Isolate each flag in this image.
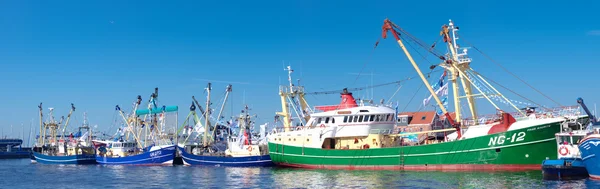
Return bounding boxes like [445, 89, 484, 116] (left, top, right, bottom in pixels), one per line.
[79, 131, 89, 141]
[423, 71, 449, 115]
[423, 83, 448, 107]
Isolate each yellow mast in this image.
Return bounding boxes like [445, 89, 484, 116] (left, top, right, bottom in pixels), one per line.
[203, 83, 211, 147]
[276, 66, 310, 132]
[37, 103, 44, 145]
[441, 21, 478, 122]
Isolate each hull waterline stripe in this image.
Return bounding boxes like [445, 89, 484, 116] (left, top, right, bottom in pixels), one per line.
[270, 138, 555, 158]
[181, 156, 272, 164]
[97, 153, 173, 164]
[277, 162, 542, 171]
[33, 156, 96, 163]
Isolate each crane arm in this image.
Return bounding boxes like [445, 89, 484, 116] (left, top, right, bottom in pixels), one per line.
[382, 18, 461, 138]
[60, 103, 76, 140]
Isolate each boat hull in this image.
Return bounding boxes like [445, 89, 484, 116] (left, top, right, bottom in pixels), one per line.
[96, 145, 176, 165]
[268, 121, 560, 171]
[578, 135, 600, 179]
[0, 151, 31, 159]
[32, 152, 97, 165]
[541, 158, 588, 180]
[179, 146, 274, 167]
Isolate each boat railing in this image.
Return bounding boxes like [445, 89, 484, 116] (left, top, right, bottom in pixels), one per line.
[279, 85, 305, 95]
[459, 105, 582, 126]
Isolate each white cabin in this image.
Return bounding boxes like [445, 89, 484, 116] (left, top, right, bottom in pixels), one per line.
[269, 105, 397, 149]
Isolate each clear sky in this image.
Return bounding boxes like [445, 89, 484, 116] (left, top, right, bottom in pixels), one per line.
[0, 0, 598, 143]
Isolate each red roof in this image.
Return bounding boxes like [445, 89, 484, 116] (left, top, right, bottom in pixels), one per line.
[398, 111, 436, 125]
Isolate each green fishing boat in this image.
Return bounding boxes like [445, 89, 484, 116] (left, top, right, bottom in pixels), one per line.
[267, 19, 585, 171]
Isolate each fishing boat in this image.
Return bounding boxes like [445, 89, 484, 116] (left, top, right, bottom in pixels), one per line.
[0, 138, 31, 159]
[31, 103, 96, 164]
[178, 83, 273, 167]
[541, 98, 590, 180]
[577, 98, 600, 179]
[95, 88, 177, 165]
[267, 19, 586, 171]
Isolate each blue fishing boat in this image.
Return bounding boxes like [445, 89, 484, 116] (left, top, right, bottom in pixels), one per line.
[178, 146, 272, 167]
[178, 83, 273, 167]
[31, 103, 97, 165]
[95, 142, 176, 165]
[576, 97, 600, 179]
[95, 88, 178, 165]
[0, 139, 31, 159]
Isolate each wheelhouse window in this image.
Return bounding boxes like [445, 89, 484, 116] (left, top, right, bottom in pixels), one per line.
[358, 115, 364, 122]
[317, 117, 322, 123]
[343, 116, 348, 123]
[573, 136, 584, 145]
[353, 116, 358, 122]
[325, 117, 330, 123]
[331, 117, 335, 123]
[370, 115, 375, 122]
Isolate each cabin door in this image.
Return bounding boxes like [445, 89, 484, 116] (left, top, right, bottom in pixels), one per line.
[322, 138, 336, 149]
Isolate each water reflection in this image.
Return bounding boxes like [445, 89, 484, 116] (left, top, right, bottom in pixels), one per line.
[5, 159, 600, 188]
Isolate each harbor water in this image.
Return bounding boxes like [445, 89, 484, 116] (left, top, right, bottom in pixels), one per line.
[2, 159, 599, 188]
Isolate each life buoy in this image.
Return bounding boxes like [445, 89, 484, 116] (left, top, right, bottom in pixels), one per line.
[247, 146, 253, 152]
[559, 146, 569, 156]
[320, 124, 326, 128]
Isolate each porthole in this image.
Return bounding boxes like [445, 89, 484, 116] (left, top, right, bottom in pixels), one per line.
[307, 139, 310, 142]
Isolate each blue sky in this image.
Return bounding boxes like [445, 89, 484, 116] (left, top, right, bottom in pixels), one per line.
[0, 1, 598, 142]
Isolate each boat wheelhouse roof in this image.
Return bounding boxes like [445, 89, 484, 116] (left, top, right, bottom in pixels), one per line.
[311, 105, 396, 117]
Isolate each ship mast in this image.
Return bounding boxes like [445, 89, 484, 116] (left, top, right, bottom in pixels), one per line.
[439, 20, 524, 121]
[37, 103, 44, 145]
[382, 19, 525, 132]
[277, 66, 310, 132]
[203, 83, 212, 147]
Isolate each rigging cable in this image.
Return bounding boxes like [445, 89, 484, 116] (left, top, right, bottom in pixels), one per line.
[352, 37, 383, 86]
[469, 69, 551, 111]
[458, 36, 563, 107]
[399, 34, 443, 113]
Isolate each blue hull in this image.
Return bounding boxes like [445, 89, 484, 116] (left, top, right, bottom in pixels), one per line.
[179, 146, 274, 167]
[580, 136, 600, 179]
[0, 151, 31, 159]
[32, 152, 97, 165]
[542, 158, 588, 180]
[96, 145, 176, 165]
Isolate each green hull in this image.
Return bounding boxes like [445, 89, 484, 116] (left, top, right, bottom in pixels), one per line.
[268, 122, 560, 170]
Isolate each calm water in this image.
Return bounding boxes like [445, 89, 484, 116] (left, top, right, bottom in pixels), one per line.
[1, 159, 598, 189]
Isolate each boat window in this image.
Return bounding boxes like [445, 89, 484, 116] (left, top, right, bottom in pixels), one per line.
[325, 117, 330, 123]
[370, 115, 375, 122]
[558, 136, 570, 145]
[386, 114, 391, 121]
[353, 116, 358, 122]
[348, 116, 353, 123]
[317, 117, 322, 123]
[573, 136, 584, 145]
[358, 115, 364, 122]
[376, 115, 381, 122]
[343, 116, 348, 123]
[331, 117, 335, 123]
